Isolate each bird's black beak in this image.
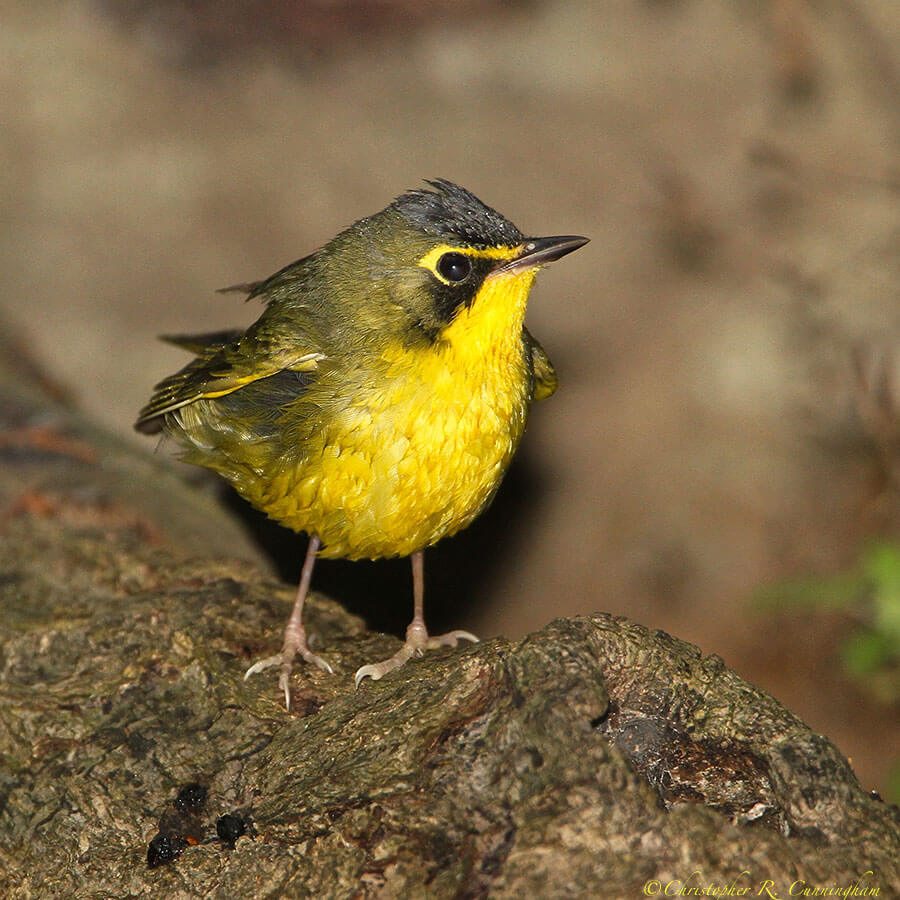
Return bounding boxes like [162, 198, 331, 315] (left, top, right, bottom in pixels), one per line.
[496, 235, 589, 275]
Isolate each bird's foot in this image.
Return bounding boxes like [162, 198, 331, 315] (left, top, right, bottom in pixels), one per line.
[354, 623, 478, 688]
[244, 633, 333, 710]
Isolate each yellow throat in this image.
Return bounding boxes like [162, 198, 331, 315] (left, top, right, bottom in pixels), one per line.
[256, 267, 538, 560]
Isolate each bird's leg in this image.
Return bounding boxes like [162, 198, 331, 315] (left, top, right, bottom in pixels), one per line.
[244, 535, 333, 709]
[354, 550, 478, 687]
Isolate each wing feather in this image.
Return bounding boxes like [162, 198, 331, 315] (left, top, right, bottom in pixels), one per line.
[135, 323, 324, 434]
[524, 328, 558, 401]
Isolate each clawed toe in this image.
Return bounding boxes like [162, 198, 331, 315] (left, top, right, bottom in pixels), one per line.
[298, 648, 334, 675]
[244, 644, 333, 711]
[244, 648, 332, 681]
[425, 629, 479, 649]
[354, 628, 479, 688]
[244, 655, 282, 679]
[354, 643, 417, 688]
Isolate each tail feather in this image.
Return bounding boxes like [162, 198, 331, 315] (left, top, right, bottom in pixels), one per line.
[160, 329, 244, 358]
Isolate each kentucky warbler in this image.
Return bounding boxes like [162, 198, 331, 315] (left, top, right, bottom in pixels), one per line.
[136, 179, 587, 708]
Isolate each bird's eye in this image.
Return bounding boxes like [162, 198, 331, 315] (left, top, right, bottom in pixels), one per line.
[436, 252, 472, 283]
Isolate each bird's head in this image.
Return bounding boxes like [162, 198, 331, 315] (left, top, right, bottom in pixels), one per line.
[311, 179, 588, 344]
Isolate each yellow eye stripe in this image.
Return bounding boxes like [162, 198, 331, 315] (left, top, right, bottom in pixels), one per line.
[417, 243, 521, 282]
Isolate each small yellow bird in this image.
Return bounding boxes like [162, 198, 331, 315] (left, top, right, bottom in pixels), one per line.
[136, 180, 587, 708]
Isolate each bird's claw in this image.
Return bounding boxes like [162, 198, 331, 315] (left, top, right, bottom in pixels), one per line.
[243, 655, 281, 679]
[425, 629, 479, 649]
[354, 629, 479, 688]
[244, 645, 333, 711]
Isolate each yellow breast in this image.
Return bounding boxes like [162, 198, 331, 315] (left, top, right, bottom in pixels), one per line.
[253, 270, 536, 560]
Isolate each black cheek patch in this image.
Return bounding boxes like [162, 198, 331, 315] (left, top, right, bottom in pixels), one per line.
[430, 257, 495, 330]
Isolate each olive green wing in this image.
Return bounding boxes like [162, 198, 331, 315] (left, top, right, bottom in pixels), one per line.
[135, 324, 324, 434]
[525, 328, 558, 401]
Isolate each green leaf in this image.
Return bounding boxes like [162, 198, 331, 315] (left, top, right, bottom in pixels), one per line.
[840, 629, 893, 676]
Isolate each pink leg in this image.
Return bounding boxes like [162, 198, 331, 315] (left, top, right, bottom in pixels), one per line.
[244, 535, 333, 709]
[354, 550, 478, 687]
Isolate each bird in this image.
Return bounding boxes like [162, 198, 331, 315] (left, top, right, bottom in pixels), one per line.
[135, 179, 587, 709]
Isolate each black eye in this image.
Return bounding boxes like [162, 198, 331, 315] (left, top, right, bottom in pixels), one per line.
[436, 252, 472, 283]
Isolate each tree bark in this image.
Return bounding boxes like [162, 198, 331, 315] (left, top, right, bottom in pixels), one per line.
[1, 339, 897, 899]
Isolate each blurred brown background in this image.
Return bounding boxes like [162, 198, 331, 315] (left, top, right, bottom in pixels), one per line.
[3, 0, 898, 795]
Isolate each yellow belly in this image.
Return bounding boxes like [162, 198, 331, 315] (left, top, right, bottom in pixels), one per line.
[241, 271, 535, 560]
[260, 373, 527, 559]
